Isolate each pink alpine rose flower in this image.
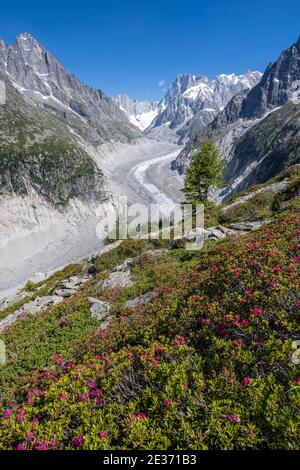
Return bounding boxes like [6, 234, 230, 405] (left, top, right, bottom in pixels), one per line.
[16, 443, 26, 450]
[243, 377, 253, 385]
[72, 435, 85, 448]
[59, 393, 68, 401]
[250, 307, 264, 316]
[3, 408, 12, 419]
[26, 432, 34, 443]
[173, 336, 185, 346]
[226, 414, 240, 423]
[131, 412, 146, 421]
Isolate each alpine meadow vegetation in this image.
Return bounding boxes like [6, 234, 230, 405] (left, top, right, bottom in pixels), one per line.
[0, 192, 299, 450]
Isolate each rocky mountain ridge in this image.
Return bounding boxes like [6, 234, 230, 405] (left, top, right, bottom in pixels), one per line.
[145, 71, 262, 143]
[0, 33, 141, 145]
[172, 36, 300, 199]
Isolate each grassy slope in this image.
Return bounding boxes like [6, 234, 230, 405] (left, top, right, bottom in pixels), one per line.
[0, 194, 299, 449]
[219, 165, 300, 225]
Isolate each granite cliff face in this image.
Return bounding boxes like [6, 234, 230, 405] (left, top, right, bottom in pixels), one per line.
[241, 37, 300, 119]
[173, 37, 300, 199]
[221, 100, 300, 198]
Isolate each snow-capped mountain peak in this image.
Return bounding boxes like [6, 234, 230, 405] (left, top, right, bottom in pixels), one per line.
[144, 70, 262, 143]
[113, 94, 159, 131]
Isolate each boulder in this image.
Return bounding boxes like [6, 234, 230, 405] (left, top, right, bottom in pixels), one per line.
[229, 220, 271, 231]
[0, 295, 63, 332]
[55, 288, 78, 298]
[207, 228, 227, 240]
[112, 258, 135, 272]
[88, 297, 111, 322]
[101, 258, 136, 289]
[17, 296, 63, 315]
[57, 276, 89, 290]
[53, 275, 91, 296]
[102, 271, 134, 289]
[125, 291, 159, 309]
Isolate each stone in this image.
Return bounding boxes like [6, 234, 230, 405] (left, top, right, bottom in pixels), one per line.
[0, 295, 63, 333]
[112, 258, 135, 273]
[54, 288, 78, 298]
[58, 276, 87, 290]
[17, 296, 63, 315]
[88, 297, 111, 321]
[208, 229, 227, 240]
[53, 275, 91, 296]
[101, 258, 136, 289]
[229, 220, 270, 231]
[125, 291, 159, 309]
[216, 225, 234, 234]
[102, 271, 134, 289]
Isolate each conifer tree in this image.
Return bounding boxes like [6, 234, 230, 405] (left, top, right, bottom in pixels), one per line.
[183, 140, 224, 205]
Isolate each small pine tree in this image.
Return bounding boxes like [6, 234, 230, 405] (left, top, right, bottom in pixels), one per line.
[183, 140, 224, 205]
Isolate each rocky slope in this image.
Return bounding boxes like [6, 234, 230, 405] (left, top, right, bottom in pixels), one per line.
[145, 71, 261, 144]
[173, 37, 300, 199]
[221, 101, 300, 198]
[0, 78, 106, 206]
[113, 94, 158, 131]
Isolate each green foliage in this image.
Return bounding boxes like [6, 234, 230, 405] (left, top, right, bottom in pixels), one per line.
[219, 165, 300, 225]
[183, 140, 224, 205]
[224, 165, 300, 207]
[0, 139, 103, 206]
[0, 293, 100, 398]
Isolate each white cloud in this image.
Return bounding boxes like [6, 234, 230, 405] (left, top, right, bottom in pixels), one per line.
[158, 80, 165, 87]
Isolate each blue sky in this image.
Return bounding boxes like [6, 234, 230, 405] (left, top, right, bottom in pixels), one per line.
[0, 0, 300, 101]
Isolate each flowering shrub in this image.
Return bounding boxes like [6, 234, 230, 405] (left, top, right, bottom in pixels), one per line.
[0, 199, 300, 449]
